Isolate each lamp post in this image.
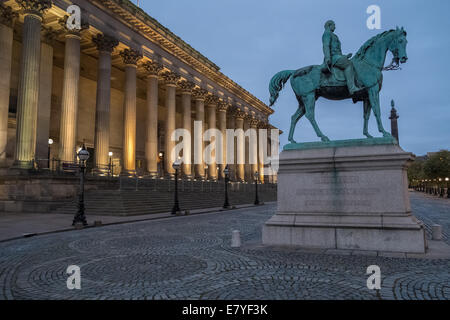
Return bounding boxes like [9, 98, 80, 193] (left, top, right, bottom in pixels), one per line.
[446, 177, 450, 199]
[47, 138, 53, 169]
[108, 151, 113, 177]
[254, 171, 260, 205]
[171, 158, 182, 215]
[223, 165, 230, 209]
[158, 152, 164, 177]
[204, 164, 208, 181]
[72, 144, 89, 227]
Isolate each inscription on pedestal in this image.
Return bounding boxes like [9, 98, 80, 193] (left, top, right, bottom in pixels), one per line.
[296, 174, 379, 210]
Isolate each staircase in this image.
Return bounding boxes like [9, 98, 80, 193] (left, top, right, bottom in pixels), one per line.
[52, 177, 277, 216]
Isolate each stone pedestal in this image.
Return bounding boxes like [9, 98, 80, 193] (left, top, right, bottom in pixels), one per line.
[262, 140, 426, 253]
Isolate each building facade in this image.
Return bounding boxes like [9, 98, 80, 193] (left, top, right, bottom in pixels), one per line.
[0, 0, 278, 182]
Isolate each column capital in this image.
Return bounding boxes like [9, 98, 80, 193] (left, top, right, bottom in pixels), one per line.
[249, 118, 259, 128]
[15, 0, 52, 17]
[192, 88, 209, 101]
[92, 33, 119, 53]
[143, 61, 163, 77]
[233, 108, 247, 120]
[178, 80, 195, 94]
[205, 94, 220, 106]
[58, 15, 89, 38]
[258, 121, 269, 129]
[161, 71, 180, 86]
[218, 100, 231, 112]
[0, 4, 18, 28]
[120, 48, 142, 66]
[41, 26, 59, 45]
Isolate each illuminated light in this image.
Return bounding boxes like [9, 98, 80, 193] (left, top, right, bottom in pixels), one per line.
[108, 151, 113, 157]
[48, 138, 53, 145]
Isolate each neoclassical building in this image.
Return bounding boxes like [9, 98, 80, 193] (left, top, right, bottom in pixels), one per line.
[0, 0, 278, 182]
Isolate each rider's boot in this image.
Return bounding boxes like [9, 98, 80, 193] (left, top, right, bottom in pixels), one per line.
[344, 65, 361, 95]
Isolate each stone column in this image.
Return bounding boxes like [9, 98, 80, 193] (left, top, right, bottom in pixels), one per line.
[0, 5, 17, 166]
[205, 95, 218, 180]
[92, 34, 118, 172]
[243, 114, 251, 181]
[227, 112, 236, 181]
[217, 101, 229, 180]
[193, 88, 208, 180]
[234, 109, 246, 182]
[143, 61, 162, 176]
[120, 48, 142, 175]
[249, 117, 259, 181]
[257, 121, 267, 183]
[13, 0, 52, 169]
[178, 80, 194, 178]
[58, 21, 85, 163]
[161, 71, 180, 177]
[35, 27, 57, 164]
[267, 128, 273, 183]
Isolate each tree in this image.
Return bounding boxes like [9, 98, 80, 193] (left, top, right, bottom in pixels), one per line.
[423, 150, 450, 182]
[407, 159, 425, 184]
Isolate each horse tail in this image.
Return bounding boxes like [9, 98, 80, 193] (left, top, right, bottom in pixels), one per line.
[269, 70, 295, 106]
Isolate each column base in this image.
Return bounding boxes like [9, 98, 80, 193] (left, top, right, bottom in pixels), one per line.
[11, 160, 35, 170]
[120, 169, 136, 177]
[146, 171, 159, 178]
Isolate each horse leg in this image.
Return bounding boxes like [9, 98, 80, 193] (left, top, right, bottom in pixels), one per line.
[288, 102, 305, 144]
[363, 99, 373, 138]
[303, 93, 330, 142]
[368, 86, 391, 137]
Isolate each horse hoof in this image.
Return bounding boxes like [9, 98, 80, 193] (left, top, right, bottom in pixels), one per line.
[382, 132, 392, 138]
[289, 140, 297, 144]
[321, 136, 330, 142]
[364, 134, 374, 139]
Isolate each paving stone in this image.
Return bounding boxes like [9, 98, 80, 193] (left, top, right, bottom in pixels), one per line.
[0, 192, 448, 300]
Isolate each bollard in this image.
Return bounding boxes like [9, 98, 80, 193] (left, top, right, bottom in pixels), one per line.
[231, 230, 241, 248]
[432, 224, 442, 241]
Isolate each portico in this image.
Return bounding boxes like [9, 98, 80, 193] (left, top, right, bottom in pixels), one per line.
[0, 0, 277, 183]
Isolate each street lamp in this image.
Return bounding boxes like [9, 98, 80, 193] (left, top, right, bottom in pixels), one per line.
[47, 138, 53, 169]
[254, 171, 260, 205]
[204, 164, 208, 181]
[108, 151, 113, 177]
[446, 177, 450, 199]
[73, 144, 89, 227]
[171, 158, 182, 215]
[158, 152, 164, 177]
[223, 165, 230, 209]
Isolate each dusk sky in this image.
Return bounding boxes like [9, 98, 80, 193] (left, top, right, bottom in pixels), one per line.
[139, 0, 449, 156]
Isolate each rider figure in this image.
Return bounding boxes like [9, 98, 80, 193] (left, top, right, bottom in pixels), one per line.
[322, 20, 361, 95]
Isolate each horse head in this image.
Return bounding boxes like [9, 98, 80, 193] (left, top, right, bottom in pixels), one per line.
[389, 26, 408, 64]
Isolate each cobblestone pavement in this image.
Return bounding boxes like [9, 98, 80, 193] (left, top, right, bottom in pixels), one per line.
[0, 192, 449, 300]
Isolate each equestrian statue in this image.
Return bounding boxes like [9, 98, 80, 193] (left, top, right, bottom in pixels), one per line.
[269, 20, 408, 143]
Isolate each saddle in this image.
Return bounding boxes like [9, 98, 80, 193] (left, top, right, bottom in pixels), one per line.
[320, 64, 346, 87]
